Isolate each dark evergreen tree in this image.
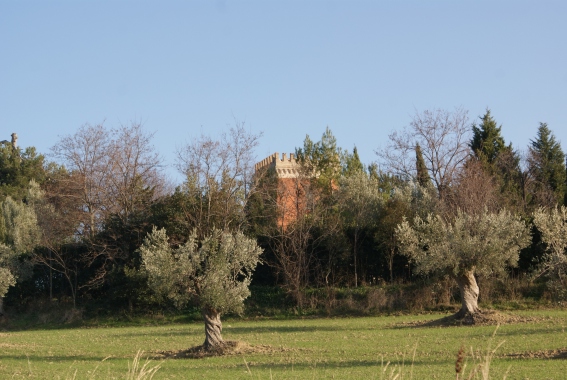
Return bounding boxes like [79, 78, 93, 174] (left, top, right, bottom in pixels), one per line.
[528, 123, 566, 207]
[469, 110, 524, 212]
[343, 146, 364, 176]
[296, 127, 343, 195]
[415, 143, 432, 188]
[470, 109, 507, 166]
[0, 143, 46, 202]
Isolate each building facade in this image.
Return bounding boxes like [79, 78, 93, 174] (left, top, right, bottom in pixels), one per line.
[255, 152, 308, 230]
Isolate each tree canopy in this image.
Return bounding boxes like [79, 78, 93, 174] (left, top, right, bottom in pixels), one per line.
[395, 209, 530, 319]
[528, 123, 566, 207]
[0, 183, 41, 310]
[140, 227, 262, 348]
[470, 109, 507, 166]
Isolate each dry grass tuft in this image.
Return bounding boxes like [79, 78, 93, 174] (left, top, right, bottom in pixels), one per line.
[126, 350, 162, 380]
[455, 345, 465, 377]
[455, 325, 509, 380]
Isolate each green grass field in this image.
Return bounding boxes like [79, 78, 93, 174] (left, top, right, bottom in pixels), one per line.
[2, 310, 567, 379]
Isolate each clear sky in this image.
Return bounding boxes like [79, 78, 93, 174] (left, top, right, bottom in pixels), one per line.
[2, 1, 566, 184]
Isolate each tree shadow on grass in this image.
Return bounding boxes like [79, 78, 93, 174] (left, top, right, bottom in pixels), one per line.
[226, 325, 349, 334]
[110, 324, 348, 339]
[0, 354, 125, 362]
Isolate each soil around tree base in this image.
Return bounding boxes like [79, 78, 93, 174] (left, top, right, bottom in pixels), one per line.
[505, 349, 567, 360]
[157, 340, 290, 359]
[404, 309, 536, 327]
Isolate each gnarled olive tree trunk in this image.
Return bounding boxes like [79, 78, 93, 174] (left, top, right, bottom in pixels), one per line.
[202, 307, 224, 349]
[455, 271, 480, 318]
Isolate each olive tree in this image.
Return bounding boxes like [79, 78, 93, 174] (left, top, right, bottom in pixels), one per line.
[139, 227, 262, 350]
[533, 206, 567, 281]
[338, 169, 384, 287]
[395, 209, 530, 321]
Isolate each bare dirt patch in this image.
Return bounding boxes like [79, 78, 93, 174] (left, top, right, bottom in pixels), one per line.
[505, 349, 567, 360]
[156, 340, 292, 359]
[399, 310, 539, 328]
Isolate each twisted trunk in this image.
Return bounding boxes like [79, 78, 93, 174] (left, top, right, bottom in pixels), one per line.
[455, 270, 480, 319]
[202, 307, 224, 350]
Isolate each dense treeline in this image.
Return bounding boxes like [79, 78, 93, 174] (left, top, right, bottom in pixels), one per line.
[1, 109, 567, 321]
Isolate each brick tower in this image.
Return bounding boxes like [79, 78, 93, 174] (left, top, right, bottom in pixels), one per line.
[255, 152, 308, 230]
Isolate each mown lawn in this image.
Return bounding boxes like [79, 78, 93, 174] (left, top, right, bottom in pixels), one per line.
[1, 310, 567, 379]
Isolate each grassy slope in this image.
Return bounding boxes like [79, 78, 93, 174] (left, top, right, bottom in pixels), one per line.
[1, 310, 567, 379]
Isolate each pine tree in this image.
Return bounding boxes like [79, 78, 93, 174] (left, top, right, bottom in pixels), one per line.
[0, 144, 45, 202]
[415, 143, 432, 188]
[528, 123, 566, 207]
[295, 127, 343, 194]
[344, 146, 364, 176]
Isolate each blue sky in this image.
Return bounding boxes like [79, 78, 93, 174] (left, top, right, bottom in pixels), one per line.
[2, 1, 566, 183]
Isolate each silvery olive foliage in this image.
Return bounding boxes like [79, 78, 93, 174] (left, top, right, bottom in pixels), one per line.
[395, 209, 531, 278]
[338, 170, 384, 286]
[0, 182, 41, 298]
[140, 227, 262, 314]
[0, 261, 16, 298]
[533, 206, 567, 274]
[338, 170, 384, 229]
[390, 180, 438, 218]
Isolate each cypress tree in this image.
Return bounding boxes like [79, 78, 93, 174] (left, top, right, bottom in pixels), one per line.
[415, 143, 432, 188]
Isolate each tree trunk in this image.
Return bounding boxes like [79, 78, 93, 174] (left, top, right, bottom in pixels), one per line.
[0, 297, 4, 316]
[353, 230, 358, 288]
[202, 307, 224, 350]
[455, 271, 480, 319]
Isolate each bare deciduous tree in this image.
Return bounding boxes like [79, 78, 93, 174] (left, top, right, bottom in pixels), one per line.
[106, 123, 165, 222]
[443, 158, 500, 218]
[175, 123, 262, 238]
[253, 164, 343, 306]
[51, 122, 165, 238]
[46, 122, 165, 297]
[32, 171, 84, 306]
[51, 123, 111, 237]
[377, 107, 471, 199]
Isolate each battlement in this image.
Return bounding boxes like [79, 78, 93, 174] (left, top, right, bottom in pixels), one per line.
[255, 152, 300, 178]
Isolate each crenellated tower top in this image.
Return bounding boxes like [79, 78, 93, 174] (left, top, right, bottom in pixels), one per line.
[255, 152, 300, 178]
